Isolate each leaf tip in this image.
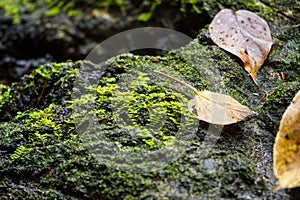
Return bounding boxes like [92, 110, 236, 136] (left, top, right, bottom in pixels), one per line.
[244, 62, 259, 85]
[252, 77, 259, 86]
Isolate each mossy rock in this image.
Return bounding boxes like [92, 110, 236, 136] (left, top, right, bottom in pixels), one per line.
[1, 0, 300, 199]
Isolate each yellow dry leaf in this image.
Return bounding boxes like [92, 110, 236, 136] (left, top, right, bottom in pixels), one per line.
[154, 70, 253, 125]
[274, 90, 300, 190]
[188, 90, 254, 125]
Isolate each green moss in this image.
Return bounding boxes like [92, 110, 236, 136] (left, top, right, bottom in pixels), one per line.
[45, 0, 81, 17]
[14, 103, 64, 146]
[0, 0, 35, 23]
[138, 0, 202, 22]
[0, 0, 82, 23]
[201, 0, 275, 18]
[9, 145, 33, 164]
[0, 61, 79, 121]
[259, 81, 300, 133]
[68, 59, 198, 155]
[0, 84, 11, 112]
[244, 0, 274, 18]
[107, 71, 196, 148]
[34, 63, 67, 79]
[0, 122, 27, 150]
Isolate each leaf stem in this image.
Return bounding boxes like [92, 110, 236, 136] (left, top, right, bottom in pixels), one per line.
[153, 70, 200, 95]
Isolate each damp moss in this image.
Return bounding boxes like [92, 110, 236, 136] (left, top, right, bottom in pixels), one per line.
[0, 61, 79, 121]
[105, 70, 197, 149]
[259, 81, 300, 133]
[202, 0, 275, 19]
[0, 84, 11, 112]
[15, 103, 63, 143]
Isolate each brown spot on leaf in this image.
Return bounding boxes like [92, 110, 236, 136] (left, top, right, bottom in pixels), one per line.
[285, 134, 290, 140]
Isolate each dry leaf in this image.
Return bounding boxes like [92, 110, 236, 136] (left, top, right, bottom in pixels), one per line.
[209, 9, 273, 85]
[273, 90, 300, 190]
[154, 70, 253, 125]
[188, 90, 254, 125]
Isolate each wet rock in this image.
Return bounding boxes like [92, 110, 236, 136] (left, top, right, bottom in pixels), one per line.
[0, 0, 299, 199]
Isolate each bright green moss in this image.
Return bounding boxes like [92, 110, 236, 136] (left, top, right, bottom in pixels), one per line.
[35, 65, 52, 79]
[15, 103, 63, 143]
[0, 0, 33, 24]
[0, 0, 81, 24]
[9, 145, 32, 164]
[71, 67, 197, 151]
[34, 63, 67, 79]
[108, 71, 196, 148]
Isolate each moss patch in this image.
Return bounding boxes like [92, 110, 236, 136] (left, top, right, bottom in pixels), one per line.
[259, 81, 300, 134]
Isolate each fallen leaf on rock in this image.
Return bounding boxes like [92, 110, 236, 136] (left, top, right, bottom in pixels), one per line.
[274, 90, 300, 190]
[209, 9, 273, 85]
[154, 70, 253, 125]
[188, 90, 254, 125]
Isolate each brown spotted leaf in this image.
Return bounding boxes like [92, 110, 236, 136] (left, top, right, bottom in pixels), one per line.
[209, 9, 273, 85]
[274, 90, 300, 190]
[154, 70, 253, 125]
